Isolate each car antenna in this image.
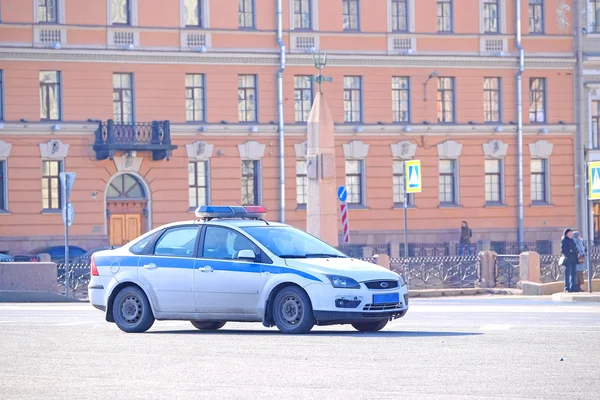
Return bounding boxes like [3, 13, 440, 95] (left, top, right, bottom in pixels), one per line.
[259, 218, 270, 226]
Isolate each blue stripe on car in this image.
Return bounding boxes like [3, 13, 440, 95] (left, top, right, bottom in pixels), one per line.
[94, 255, 323, 282]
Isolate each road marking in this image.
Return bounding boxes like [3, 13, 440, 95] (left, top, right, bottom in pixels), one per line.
[409, 305, 600, 314]
[479, 324, 515, 331]
[0, 305, 95, 311]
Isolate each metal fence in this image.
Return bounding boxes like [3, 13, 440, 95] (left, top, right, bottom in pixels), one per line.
[55, 257, 91, 297]
[389, 256, 481, 290]
[495, 255, 520, 288]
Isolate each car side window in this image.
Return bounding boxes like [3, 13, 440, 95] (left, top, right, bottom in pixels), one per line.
[202, 226, 259, 261]
[130, 230, 163, 255]
[153, 227, 199, 258]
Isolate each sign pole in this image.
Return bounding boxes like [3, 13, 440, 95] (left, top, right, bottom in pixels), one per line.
[337, 186, 350, 244]
[63, 182, 70, 298]
[403, 160, 409, 259]
[586, 162, 593, 293]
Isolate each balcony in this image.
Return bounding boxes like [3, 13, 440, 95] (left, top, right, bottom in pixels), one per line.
[93, 120, 177, 161]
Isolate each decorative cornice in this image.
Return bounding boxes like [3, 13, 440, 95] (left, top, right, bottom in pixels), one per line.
[0, 48, 576, 69]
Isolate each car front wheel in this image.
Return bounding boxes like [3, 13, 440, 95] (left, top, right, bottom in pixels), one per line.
[112, 286, 155, 333]
[272, 286, 315, 334]
[191, 321, 226, 331]
[351, 320, 388, 332]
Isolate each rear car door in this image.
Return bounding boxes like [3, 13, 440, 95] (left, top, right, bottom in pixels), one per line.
[194, 225, 263, 316]
[138, 225, 200, 314]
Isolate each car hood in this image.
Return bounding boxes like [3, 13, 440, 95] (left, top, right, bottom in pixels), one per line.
[284, 257, 400, 282]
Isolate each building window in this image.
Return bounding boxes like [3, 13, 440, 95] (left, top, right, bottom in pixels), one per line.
[188, 161, 208, 208]
[0, 160, 6, 211]
[185, 74, 205, 122]
[531, 158, 548, 203]
[485, 159, 502, 203]
[345, 160, 364, 205]
[42, 160, 62, 210]
[592, 100, 600, 149]
[241, 160, 259, 205]
[39, 71, 61, 121]
[296, 160, 307, 206]
[484, 77, 501, 123]
[392, 77, 410, 123]
[113, 73, 134, 124]
[391, 0, 408, 32]
[592, 0, 600, 33]
[344, 76, 362, 123]
[437, 0, 452, 32]
[393, 160, 413, 206]
[238, 75, 257, 122]
[38, 0, 57, 23]
[343, 0, 360, 31]
[184, 0, 202, 27]
[483, 0, 499, 33]
[238, 0, 254, 28]
[529, 78, 546, 123]
[437, 77, 455, 123]
[294, 0, 312, 30]
[294, 76, 313, 123]
[439, 159, 457, 205]
[528, 0, 544, 33]
[112, 0, 131, 25]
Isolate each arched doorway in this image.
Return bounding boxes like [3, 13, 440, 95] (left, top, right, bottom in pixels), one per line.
[106, 173, 148, 246]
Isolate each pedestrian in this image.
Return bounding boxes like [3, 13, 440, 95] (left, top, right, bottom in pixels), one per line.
[572, 231, 586, 292]
[459, 221, 472, 256]
[560, 228, 578, 293]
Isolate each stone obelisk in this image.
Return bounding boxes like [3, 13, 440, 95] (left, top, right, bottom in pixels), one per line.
[306, 51, 338, 246]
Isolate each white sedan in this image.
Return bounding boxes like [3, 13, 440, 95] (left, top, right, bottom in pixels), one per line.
[88, 206, 409, 334]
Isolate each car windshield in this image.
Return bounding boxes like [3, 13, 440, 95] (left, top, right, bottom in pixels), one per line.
[241, 226, 346, 258]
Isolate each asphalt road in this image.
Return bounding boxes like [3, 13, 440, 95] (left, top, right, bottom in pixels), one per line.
[1, 296, 599, 400]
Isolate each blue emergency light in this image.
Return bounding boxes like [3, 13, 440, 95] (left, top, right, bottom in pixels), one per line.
[195, 205, 267, 220]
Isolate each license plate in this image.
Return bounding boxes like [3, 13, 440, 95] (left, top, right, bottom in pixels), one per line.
[373, 292, 400, 304]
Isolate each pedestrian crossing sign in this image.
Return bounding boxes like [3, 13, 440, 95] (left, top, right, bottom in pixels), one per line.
[589, 161, 600, 200]
[405, 160, 422, 193]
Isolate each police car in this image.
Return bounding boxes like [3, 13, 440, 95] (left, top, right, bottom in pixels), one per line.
[88, 206, 409, 334]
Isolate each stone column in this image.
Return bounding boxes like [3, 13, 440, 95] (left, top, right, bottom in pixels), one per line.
[479, 251, 497, 288]
[519, 251, 541, 283]
[306, 92, 338, 247]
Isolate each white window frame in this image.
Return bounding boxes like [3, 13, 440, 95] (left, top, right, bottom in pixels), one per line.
[479, 0, 507, 34]
[107, 0, 138, 26]
[34, 0, 65, 24]
[589, 87, 600, 150]
[343, 140, 370, 208]
[392, 159, 414, 207]
[289, 0, 318, 30]
[387, 0, 415, 33]
[0, 140, 11, 213]
[530, 158, 550, 205]
[180, 0, 210, 28]
[484, 158, 505, 205]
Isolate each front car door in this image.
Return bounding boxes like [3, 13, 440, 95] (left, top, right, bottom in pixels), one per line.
[194, 225, 264, 317]
[138, 225, 199, 314]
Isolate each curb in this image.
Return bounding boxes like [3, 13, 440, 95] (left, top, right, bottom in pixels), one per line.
[409, 288, 522, 298]
[0, 290, 85, 303]
[551, 292, 600, 303]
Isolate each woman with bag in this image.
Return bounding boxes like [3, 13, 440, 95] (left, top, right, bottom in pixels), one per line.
[572, 231, 586, 292]
[560, 228, 578, 293]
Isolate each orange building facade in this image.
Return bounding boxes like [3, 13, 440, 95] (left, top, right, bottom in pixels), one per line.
[0, 0, 581, 257]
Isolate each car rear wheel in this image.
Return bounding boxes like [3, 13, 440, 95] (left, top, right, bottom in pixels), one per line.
[272, 286, 315, 334]
[191, 321, 226, 331]
[112, 286, 155, 333]
[351, 320, 388, 332]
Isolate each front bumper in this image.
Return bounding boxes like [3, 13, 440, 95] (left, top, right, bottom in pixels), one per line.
[305, 283, 409, 325]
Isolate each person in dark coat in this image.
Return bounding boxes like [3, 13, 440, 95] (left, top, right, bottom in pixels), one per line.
[560, 228, 578, 293]
[459, 221, 472, 256]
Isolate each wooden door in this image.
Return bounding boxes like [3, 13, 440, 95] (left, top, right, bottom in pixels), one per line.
[110, 214, 142, 246]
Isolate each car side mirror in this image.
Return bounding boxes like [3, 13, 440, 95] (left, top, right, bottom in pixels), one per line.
[237, 249, 256, 260]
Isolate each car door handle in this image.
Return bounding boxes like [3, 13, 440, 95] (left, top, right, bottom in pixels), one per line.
[144, 263, 158, 270]
[200, 266, 214, 273]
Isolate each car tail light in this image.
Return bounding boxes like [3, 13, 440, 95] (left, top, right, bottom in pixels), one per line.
[90, 255, 99, 276]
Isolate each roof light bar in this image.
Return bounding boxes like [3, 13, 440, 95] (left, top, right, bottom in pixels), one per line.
[195, 205, 267, 220]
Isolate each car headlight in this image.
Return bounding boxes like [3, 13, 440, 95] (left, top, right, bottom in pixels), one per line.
[325, 275, 361, 289]
[398, 276, 407, 287]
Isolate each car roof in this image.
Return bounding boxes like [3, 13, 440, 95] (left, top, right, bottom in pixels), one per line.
[163, 219, 288, 228]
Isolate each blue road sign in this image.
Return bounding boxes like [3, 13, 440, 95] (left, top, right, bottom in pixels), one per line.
[589, 162, 600, 200]
[337, 186, 347, 202]
[405, 160, 422, 193]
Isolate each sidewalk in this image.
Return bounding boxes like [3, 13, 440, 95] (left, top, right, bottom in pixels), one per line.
[551, 292, 600, 303]
[409, 288, 522, 298]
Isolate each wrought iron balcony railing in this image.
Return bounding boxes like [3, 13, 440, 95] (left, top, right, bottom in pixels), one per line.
[93, 119, 177, 161]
